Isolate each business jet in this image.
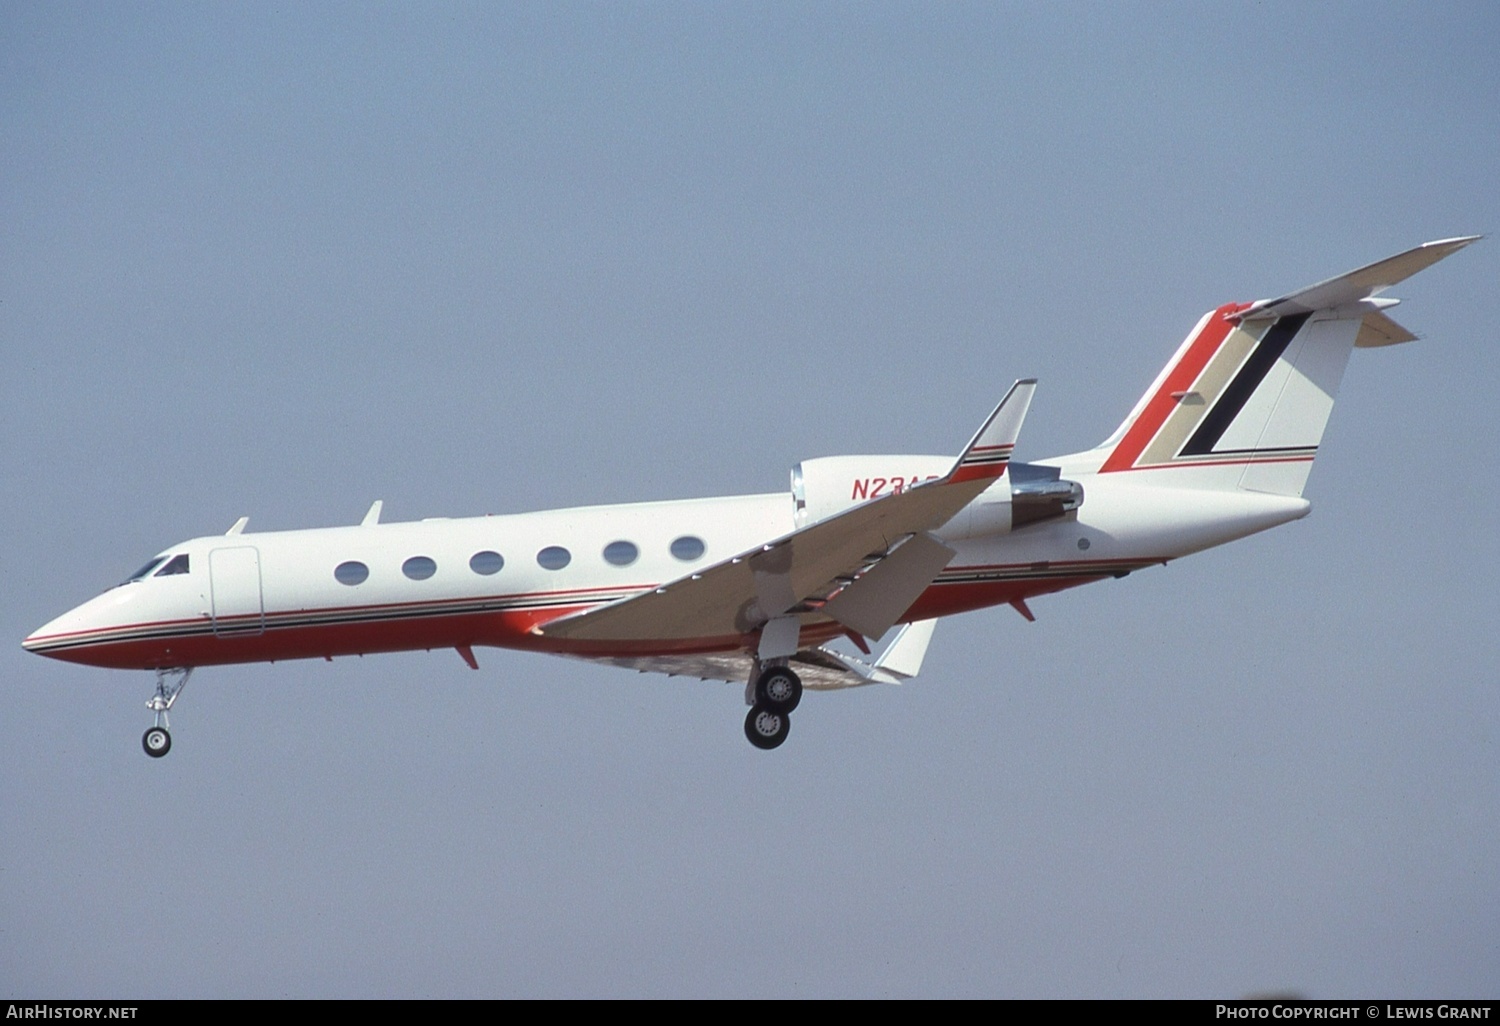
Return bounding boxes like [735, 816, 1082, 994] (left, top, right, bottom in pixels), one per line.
[24, 237, 1477, 756]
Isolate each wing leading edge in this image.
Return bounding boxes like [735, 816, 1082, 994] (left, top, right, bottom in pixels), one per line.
[537, 380, 1037, 649]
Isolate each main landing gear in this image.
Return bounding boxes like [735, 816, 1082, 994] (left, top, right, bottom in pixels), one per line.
[142, 667, 192, 758]
[744, 664, 803, 751]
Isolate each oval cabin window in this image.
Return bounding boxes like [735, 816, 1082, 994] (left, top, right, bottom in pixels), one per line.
[469, 551, 504, 575]
[603, 540, 639, 566]
[537, 546, 571, 571]
[670, 536, 705, 561]
[334, 561, 369, 586]
[402, 556, 437, 581]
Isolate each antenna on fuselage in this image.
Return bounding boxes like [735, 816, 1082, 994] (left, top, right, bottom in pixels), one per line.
[225, 516, 249, 536]
[361, 500, 383, 526]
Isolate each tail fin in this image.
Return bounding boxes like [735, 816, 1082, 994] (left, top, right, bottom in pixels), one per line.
[1096, 237, 1478, 495]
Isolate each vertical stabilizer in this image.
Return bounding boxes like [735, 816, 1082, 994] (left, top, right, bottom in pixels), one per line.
[1092, 237, 1477, 496]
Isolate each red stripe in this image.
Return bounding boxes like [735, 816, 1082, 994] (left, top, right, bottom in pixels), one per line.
[939, 556, 1165, 573]
[37, 605, 764, 670]
[949, 462, 1009, 484]
[25, 582, 653, 648]
[949, 466, 1004, 484]
[1099, 302, 1248, 473]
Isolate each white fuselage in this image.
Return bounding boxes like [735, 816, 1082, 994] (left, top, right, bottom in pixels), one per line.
[23, 459, 1309, 671]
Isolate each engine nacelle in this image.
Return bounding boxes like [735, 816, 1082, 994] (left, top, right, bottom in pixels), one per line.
[791, 455, 1081, 539]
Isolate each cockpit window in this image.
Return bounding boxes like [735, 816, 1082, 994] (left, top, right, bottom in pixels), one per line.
[154, 554, 190, 577]
[123, 557, 168, 584]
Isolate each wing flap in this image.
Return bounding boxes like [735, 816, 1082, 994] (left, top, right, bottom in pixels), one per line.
[820, 532, 956, 639]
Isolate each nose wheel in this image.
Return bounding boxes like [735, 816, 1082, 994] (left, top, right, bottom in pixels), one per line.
[143, 667, 192, 758]
[142, 726, 172, 758]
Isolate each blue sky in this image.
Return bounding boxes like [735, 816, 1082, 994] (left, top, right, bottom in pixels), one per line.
[3, 2, 1496, 997]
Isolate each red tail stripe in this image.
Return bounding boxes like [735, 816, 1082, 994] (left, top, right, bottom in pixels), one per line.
[1099, 302, 1248, 473]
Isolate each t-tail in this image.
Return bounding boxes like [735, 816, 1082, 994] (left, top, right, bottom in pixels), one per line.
[1087, 237, 1478, 496]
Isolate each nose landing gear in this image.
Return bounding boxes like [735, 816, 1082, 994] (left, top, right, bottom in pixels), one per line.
[142, 667, 192, 759]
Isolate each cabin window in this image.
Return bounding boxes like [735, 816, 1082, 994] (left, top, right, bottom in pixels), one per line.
[603, 540, 638, 567]
[153, 554, 190, 577]
[402, 556, 437, 581]
[334, 561, 369, 586]
[469, 551, 504, 575]
[123, 557, 168, 584]
[537, 545, 571, 570]
[670, 535, 706, 561]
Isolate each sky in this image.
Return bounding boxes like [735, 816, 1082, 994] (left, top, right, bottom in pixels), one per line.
[3, 1, 1496, 999]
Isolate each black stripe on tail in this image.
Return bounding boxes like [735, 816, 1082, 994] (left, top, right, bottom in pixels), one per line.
[1180, 312, 1311, 457]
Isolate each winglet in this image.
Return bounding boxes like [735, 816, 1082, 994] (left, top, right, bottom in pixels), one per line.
[870, 618, 937, 681]
[949, 379, 1037, 484]
[817, 618, 939, 685]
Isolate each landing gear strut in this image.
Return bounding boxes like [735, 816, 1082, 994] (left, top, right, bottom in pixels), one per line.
[744, 665, 802, 750]
[143, 667, 192, 759]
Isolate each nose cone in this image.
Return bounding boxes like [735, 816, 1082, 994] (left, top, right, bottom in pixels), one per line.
[24, 602, 101, 661]
[21, 625, 49, 653]
[22, 587, 147, 666]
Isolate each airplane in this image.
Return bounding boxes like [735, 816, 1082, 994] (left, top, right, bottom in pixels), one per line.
[23, 237, 1478, 756]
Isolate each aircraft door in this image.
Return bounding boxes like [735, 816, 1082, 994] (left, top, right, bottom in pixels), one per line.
[209, 546, 265, 637]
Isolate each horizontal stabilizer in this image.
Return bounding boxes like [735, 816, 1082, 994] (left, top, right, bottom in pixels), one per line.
[1235, 236, 1479, 322]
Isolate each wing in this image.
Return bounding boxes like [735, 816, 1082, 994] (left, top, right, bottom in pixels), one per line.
[537, 380, 1036, 648]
